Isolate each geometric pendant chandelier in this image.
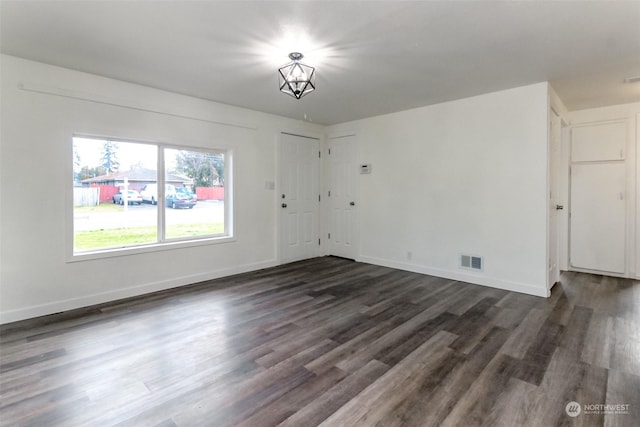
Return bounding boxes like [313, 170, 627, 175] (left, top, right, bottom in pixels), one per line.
[278, 52, 316, 99]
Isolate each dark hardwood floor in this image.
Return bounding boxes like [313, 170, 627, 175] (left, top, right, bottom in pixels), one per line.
[1, 257, 639, 426]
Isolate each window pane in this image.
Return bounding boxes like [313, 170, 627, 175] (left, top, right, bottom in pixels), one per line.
[73, 137, 157, 251]
[164, 148, 225, 239]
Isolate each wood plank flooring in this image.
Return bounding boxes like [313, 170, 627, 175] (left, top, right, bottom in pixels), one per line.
[1, 256, 639, 426]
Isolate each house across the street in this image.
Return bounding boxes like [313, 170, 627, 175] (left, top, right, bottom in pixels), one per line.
[80, 167, 193, 202]
[81, 166, 192, 191]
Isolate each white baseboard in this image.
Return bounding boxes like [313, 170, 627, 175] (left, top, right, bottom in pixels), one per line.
[0, 259, 279, 324]
[358, 255, 549, 298]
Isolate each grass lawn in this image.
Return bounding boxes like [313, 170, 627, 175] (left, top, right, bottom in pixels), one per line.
[74, 222, 225, 250]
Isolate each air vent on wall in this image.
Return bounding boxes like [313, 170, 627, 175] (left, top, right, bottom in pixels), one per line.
[460, 254, 483, 271]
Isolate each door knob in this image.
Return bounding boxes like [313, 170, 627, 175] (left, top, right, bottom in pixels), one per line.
[556, 205, 563, 210]
[349, 201, 355, 206]
[281, 203, 287, 208]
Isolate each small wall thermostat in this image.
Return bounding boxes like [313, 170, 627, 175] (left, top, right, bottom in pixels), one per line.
[360, 164, 372, 174]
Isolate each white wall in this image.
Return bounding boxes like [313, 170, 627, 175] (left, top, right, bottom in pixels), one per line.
[0, 55, 323, 323]
[0, 56, 562, 322]
[568, 102, 640, 279]
[327, 83, 551, 296]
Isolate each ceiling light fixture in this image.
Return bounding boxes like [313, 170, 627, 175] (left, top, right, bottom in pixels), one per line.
[278, 52, 315, 99]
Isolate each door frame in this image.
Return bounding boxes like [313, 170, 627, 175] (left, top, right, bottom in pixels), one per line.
[566, 118, 632, 279]
[326, 132, 359, 261]
[548, 109, 562, 291]
[276, 130, 323, 264]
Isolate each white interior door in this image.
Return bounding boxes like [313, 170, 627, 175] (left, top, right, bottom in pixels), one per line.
[548, 111, 561, 288]
[279, 133, 320, 263]
[570, 162, 626, 273]
[328, 135, 357, 260]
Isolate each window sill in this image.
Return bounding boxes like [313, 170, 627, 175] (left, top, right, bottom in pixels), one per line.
[68, 235, 235, 263]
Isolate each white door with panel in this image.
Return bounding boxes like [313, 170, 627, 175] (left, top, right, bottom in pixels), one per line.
[328, 135, 357, 260]
[569, 121, 627, 274]
[548, 111, 562, 288]
[279, 133, 320, 263]
[570, 163, 626, 273]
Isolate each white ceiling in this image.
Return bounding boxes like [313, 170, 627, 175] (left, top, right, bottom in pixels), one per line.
[2, 1, 639, 125]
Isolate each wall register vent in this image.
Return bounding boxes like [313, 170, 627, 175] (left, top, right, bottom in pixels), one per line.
[460, 254, 483, 271]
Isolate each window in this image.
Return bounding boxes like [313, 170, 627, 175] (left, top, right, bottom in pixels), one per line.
[72, 136, 230, 255]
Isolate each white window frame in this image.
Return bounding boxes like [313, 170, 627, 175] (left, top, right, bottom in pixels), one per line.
[68, 135, 235, 262]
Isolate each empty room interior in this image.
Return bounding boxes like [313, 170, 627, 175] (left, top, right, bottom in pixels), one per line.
[1, 1, 640, 426]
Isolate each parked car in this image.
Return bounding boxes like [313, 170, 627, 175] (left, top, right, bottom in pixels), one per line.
[166, 188, 197, 209]
[112, 190, 143, 205]
[140, 183, 176, 204]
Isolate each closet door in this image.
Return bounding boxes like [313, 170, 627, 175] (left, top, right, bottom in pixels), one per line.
[570, 161, 626, 274]
[328, 135, 358, 260]
[569, 121, 627, 274]
[571, 122, 626, 162]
